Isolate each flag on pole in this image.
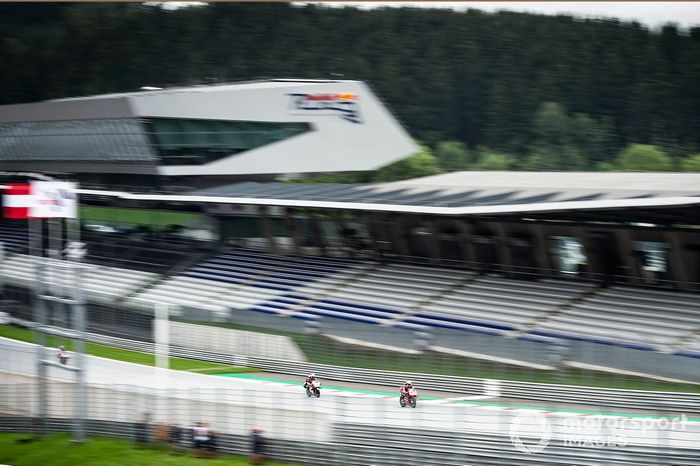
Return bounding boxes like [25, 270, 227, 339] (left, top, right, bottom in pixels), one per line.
[3, 183, 32, 219]
[3, 182, 77, 219]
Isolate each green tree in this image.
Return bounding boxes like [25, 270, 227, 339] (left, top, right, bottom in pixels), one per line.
[616, 144, 673, 171]
[680, 154, 700, 172]
[434, 140, 471, 171]
[371, 143, 440, 181]
[524, 102, 586, 170]
[473, 151, 515, 170]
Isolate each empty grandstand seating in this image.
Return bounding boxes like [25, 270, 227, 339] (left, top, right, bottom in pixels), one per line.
[128, 247, 368, 315]
[83, 240, 195, 273]
[286, 263, 473, 323]
[0, 223, 28, 252]
[531, 286, 700, 347]
[1, 253, 157, 304]
[679, 336, 700, 355]
[407, 276, 592, 332]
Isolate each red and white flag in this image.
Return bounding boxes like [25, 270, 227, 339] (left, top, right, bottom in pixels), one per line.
[3, 182, 77, 219]
[3, 183, 33, 219]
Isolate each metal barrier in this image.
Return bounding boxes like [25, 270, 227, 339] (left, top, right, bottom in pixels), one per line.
[6, 320, 700, 414]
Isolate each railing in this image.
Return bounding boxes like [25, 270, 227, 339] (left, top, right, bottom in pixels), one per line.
[8, 318, 700, 414]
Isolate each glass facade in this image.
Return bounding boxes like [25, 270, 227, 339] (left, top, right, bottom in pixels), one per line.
[0, 119, 157, 164]
[0, 117, 311, 166]
[142, 118, 311, 165]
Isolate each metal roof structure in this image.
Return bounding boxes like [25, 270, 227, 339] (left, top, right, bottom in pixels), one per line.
[188, 172, 700, 207]
[72, 172, 700, 220]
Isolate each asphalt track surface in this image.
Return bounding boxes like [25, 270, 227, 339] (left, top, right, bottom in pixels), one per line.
[1, 337, 699, 450]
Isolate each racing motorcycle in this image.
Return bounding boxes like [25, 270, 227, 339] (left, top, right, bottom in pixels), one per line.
[305, 380, 321, 398]
[399, 387, 418, 408]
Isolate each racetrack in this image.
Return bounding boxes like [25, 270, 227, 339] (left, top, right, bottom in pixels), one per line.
[1, 337, 699, 454]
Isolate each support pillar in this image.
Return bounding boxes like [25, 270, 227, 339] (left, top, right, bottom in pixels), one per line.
[424, 217, 442, 265]
[665, 231, 691, 290]
[615, 229, 640, 284]
[389, 215, 410, 260]
[530, 223, 553, 276]
[258, 206, 279, 255]
[284, 208, 301, 256]
[494, 222, 514, 276]
[454, 219, 478, 271]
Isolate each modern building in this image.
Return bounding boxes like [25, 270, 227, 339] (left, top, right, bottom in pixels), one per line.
[0, 79, 417, 187]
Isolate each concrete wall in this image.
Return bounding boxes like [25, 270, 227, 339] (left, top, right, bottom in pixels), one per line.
[169, 321, 306, 362]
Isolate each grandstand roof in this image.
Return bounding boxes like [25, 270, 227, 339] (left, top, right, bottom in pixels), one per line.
[186, 171, 700, 207]
[76, 171, 700, 220]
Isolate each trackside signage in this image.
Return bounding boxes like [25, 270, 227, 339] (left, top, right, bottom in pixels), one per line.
[3, 181, 77, 219]
[287, 92, 362, 123]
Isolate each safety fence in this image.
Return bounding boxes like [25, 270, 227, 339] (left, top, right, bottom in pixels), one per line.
[0, 376, 698, 466]
[3, 326, 700, 414]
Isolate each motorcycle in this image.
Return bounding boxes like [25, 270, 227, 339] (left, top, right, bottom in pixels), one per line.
[57, 353, 69, 365]
[399, 388, 418, 408]
[305, 380, 321, 398]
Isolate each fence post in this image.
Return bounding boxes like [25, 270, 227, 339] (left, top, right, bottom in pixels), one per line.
[154, 303, 169, 370]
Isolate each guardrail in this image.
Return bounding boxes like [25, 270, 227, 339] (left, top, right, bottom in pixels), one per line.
[9, 318, 700, 413]
[0, 415, 697, 466]
[332, 423, 700, 466]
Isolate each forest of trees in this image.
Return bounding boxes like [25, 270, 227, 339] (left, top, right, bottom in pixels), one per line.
[1, 3, 699, 176]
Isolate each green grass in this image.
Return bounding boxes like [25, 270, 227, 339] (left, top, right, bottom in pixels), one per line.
[0, 324, 255, 375]
[80, 206, 203, 230]
[296, 334, 700, 393]
[0, 433, 306, 466]
[174, 320, 700, 392]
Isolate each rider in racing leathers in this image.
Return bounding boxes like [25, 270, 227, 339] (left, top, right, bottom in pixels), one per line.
[304, 373, 318, 389]
[400, 381, 413, 399]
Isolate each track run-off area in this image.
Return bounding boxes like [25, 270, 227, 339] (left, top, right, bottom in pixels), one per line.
[1, 336, 699, 450]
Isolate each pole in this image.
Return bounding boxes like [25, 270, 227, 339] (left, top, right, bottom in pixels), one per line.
[68, 215, 86, 443]
[155, 303, 169, 370]
[0, 242, 5, 299]
[31, 217, 48, 437]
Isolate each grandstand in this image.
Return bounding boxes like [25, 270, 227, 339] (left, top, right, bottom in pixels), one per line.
[2, 170, 700, 382]
[1, 83, 700, 383]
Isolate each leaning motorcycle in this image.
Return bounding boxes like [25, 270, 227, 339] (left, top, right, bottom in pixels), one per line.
[305, 380, 321, 398]
[400, 388, 418, 408]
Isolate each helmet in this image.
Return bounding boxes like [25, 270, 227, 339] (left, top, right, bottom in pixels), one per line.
[405, 381, 411, 385]
[309, 373, 315, 378]
[59, 346, 65, 350]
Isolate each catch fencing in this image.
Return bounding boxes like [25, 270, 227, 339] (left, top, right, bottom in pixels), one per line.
[0, 372, 698, 466]
[3, 326, 700, 414]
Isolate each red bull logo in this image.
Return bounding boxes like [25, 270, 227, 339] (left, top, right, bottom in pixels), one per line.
[287, 92, 362, 123]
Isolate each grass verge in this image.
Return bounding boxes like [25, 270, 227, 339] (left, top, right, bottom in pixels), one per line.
[0, 324, 255, 375]
[174, 319, 700, 393]
[0, 433, 304, 466]
[80, 206, 203, 230]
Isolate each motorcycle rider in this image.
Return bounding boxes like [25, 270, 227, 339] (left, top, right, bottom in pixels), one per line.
[399, 380, 413, 400]
[56, 346, 69, 364]
[304, 373, 317, 389]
